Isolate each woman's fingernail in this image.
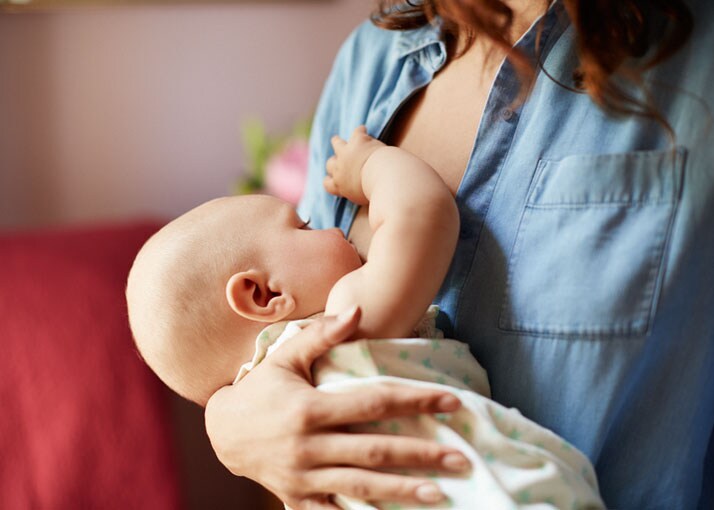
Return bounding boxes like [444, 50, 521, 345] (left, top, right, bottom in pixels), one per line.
[337, 305, 359, 323]
[415, 483, 444, 503]
[437, 394, 461, 411]
[442, 452, 470, 471]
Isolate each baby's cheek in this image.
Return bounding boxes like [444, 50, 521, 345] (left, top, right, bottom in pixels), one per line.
[337, 240, 363, 272]
[320, 244, 358, 284]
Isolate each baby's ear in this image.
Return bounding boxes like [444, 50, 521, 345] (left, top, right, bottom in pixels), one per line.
[225, 270, 296, 322]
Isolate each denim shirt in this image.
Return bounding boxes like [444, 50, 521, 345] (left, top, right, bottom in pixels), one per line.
[298, 2, 714, 508]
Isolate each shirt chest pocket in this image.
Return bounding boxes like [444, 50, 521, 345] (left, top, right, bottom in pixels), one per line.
[498, 148, 686, 338]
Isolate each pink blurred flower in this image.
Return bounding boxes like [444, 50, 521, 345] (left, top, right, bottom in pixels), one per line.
[265, 140, 309, 205]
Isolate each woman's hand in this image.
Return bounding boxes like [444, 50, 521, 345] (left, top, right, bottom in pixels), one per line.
[205, 307, 471, 510]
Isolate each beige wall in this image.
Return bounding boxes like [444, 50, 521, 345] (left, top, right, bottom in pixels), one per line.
[0, 1, 369, 230]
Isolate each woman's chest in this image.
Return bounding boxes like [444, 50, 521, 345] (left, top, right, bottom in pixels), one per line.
[385, 93, 478, 195]
[349, 55, 495, 253]
[385, 53, 495, 195]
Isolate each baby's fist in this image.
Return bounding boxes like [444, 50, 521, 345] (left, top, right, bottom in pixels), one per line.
[324, 126, 385, 205]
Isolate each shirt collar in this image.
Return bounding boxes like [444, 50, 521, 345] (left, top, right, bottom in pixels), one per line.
[394, 17, 446, 60]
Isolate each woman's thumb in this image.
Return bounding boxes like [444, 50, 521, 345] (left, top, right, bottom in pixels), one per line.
[278, 305, 361, 375]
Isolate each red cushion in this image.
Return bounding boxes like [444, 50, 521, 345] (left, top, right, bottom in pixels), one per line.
[0, 222, 182, 510]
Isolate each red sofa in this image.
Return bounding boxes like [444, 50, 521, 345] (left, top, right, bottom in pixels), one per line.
[0, 222, 273, 509]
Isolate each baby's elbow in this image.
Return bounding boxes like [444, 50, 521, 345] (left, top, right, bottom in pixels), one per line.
[426, 192, 460, 242]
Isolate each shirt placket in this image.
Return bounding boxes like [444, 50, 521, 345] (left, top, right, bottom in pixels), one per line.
[430, 6, 565, 335]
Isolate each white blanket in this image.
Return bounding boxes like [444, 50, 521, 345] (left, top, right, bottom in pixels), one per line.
[236, 308, 605, 510]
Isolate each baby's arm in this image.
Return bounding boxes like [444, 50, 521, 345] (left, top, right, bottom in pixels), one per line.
[324, 126, 459, 339]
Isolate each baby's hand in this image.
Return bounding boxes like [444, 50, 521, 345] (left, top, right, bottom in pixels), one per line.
[324, 125, 385, 206]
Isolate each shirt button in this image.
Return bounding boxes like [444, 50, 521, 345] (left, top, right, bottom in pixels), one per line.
[501, 108, 515, 121]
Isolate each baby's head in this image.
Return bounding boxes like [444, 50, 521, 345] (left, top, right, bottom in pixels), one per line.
[126, 195, 362, 406]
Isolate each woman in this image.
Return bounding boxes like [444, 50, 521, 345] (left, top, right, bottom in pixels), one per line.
[206, 1, 714, 508]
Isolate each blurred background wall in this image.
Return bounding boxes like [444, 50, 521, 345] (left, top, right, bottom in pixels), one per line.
[0, 0, 369, 230]
[0, 3, 370, 509]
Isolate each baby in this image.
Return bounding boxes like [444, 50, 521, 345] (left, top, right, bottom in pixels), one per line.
[127, 127, 456, 406]
[126, 127, 604, 510]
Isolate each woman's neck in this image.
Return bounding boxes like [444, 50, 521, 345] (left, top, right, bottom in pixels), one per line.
[507, 0, 552, 43]
[453, 0, 551, 52]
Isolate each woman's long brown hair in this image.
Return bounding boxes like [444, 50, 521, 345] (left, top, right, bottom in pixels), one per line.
[372, 0, 693, 132]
